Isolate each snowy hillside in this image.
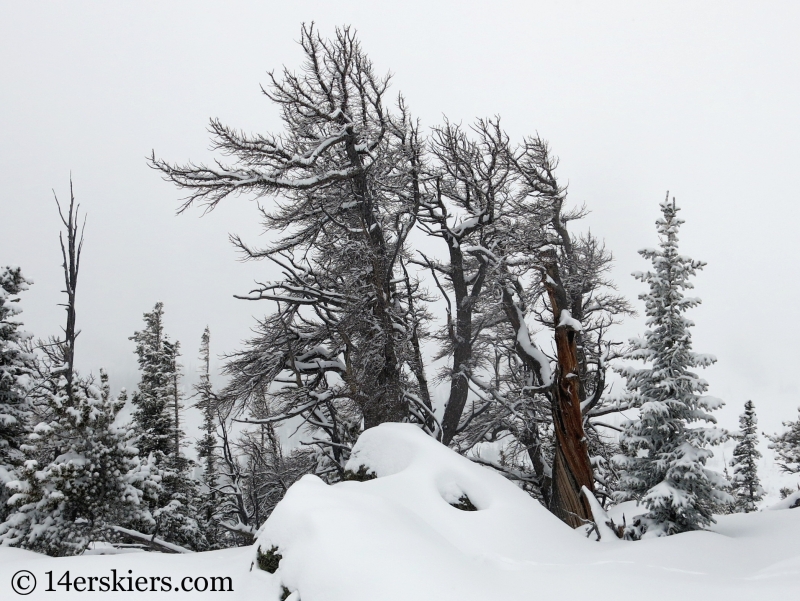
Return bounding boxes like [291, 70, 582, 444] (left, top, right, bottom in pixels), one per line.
[2, 424, 798, 600]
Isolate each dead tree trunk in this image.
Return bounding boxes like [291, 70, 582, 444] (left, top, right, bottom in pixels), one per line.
[55, 179, 84, 404]
[541, 249, 594, 527]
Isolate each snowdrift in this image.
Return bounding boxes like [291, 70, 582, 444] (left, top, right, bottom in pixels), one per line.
[1, 423, 799, 600]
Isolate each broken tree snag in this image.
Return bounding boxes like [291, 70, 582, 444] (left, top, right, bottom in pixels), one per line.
[541, 248, 595, 528]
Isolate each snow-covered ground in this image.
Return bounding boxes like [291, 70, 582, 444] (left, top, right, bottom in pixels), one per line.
[2, 424, 798, 600]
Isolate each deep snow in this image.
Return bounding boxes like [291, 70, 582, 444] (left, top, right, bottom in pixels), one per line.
[1, 423, 798, 600]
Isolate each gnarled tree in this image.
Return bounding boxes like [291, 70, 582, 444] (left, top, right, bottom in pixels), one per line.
[152, 25, 431, 477]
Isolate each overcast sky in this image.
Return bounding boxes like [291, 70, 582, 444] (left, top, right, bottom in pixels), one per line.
[2, 1, 799, 442]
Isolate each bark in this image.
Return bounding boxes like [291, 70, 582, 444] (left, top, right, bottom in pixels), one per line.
[541, 248, 594, 527]
[440, 246, 471, 445]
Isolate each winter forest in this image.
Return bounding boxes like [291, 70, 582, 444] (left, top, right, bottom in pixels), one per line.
[2, 5, 800, 600]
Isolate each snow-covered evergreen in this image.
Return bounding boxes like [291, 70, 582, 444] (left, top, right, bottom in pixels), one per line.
[0, 266, 36, 523]
[768, 406, 800, 480]
[129, 303, 207, 551]
[193, 327, 223, 547]
[0, 371, 145, 555]
[2, 422, 800, 599]
[130, 303, 178, 458]
[730, 400, 764, 513]
[613, 196, 730, 537]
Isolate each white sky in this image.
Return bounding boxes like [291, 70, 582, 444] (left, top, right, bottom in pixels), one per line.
[2, 1, 799, 445]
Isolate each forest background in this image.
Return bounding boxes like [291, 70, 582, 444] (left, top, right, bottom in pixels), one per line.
[2, 0, 799, 503]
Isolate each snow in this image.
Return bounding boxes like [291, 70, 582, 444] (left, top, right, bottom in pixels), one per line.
[769, 489, 800, 510]
[557, 308, 583, 331]
[513, 305, 553, 385]
[1, 423, 798, 599]
[110, 526, 193, 554]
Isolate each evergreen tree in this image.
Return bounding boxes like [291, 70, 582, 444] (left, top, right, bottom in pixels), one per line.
[613, 195, 729, 537]
[0, 372, 145, 555]
[129, 303, 207, 550]
[193, 327, 223, 547]
[0, 266, 36, 523]
[768, 407, 800, 487]
[715, 461, 737, 515]
[730, 400, 764, 513]
[1, 189, 146, 555]
[130, 303, 175, 458]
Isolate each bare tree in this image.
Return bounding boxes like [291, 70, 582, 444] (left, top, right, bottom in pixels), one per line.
[150, 25, 631, 528]
[512, 136, 631, 522]
[54, 178, 85, 402]
[209, 391, 314, 545]
[152, 24, 432, 475]
[415, 118, 512, 446]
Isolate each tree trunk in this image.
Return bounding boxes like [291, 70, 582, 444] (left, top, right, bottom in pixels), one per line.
[440, 245, 473, 446]
[541, 249, 594, 528]
[346, 130, 407, 429]
[434, 240, 478, 446]
[56, 179, 83, 404]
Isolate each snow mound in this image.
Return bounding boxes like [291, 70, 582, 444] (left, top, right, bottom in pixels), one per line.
[254, 424, 583, 600]
[254, 423, 800, 600]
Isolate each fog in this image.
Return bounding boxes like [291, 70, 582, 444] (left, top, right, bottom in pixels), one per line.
[2, 1, 799, 438]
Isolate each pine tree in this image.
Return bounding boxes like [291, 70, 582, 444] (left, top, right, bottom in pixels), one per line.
[730, 400, 764, 513]
[0, 372, 145, 555]
[0, 266, 36, 523]
[129, 302, 206, 551]
[613, 195, 729, 537]
[715, 461, 737, 515]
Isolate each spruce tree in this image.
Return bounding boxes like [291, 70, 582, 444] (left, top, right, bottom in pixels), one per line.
[129, 303, 207, 550]
[130, 303, 175, 458]
[613, 195, 729, 537]
[730, 400, 764, 513]
[0, 266, 36, 523]
[194, 327, 222, 546]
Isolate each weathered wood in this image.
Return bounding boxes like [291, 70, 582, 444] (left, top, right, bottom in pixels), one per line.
[541, 249, 594, 527]
[55, 179, 84, 405]
[110, 526, 193, 554]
